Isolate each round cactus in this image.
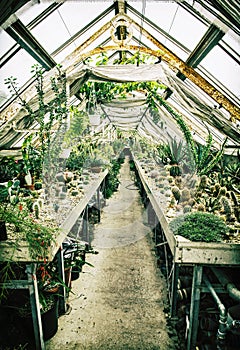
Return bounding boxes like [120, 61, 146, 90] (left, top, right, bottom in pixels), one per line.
[197, 204, 205, 212]
[181, 188, 191, 202]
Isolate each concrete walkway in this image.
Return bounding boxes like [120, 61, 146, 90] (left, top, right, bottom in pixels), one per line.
[46, 156, 176, 350]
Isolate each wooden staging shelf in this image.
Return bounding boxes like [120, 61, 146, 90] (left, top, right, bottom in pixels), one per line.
[134, 158, 240, 266]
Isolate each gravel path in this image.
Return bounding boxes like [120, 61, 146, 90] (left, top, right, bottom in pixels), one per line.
[46, 156, 176, 350]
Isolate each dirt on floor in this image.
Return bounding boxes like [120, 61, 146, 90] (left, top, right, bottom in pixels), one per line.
[46, 156, 178, 350]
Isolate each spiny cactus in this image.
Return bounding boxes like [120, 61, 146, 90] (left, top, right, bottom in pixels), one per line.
[32, 201, 40, 219]
[170, 165, 181, 177]
[230, 191, 239, 206]
[212, 183, 221, 197]
[198, 175, 208, 190]
[183, 205, 191, 213]
[174, 176, 182, 188]
[197, 204, 205, 212]
[181, 188, 191, 202]
[218, 186, 227, 197]
[220, 196, 233, 221]
[188, 198, 195, 207]
[172, 186, 181, 202]
[230, 191, 240, 221]
[169, 197, 177, 208]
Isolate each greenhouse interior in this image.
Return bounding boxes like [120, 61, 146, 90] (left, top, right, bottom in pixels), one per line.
[0, 0, 240, 349]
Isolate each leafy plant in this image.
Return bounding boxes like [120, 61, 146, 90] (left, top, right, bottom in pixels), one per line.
[4, 64, 68, 171]
[0, 204, 57, 260]
[169, 212, 228, 242]
[104, 157, 124, 198]
[64, 107, 90, 146]
[0, 157, 22, 182]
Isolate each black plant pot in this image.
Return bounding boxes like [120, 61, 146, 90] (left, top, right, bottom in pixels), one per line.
[71, 265, 82, 281]
[41, 297, 59, 340]
[0, 220, 7, 241]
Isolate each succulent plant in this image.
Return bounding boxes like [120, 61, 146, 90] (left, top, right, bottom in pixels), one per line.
[172, 186, 181, 202]
[32, 201, 41, 219]
[197, 203, 205, 212]
[212, 183, 221, 197]
[188, 198, 195, 207]
[169, 197, 177, 208]
[220, 196, 234, 221]
[183, 205, 191, 213]
[218, 186, 227, 197]
[169, 212, 228, 242]
[198, 175, 208, 190]
[181, 188, 191, 202]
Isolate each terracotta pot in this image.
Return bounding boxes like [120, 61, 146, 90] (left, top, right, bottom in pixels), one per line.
[24, 184, 35, 191]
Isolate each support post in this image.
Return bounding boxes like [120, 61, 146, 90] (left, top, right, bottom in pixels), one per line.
[26, 263, 45, 350]
[56, 246, 67, 315]
[97, 187, 101, 223]
[187, 265, 203, 350]
[83, 205, 89, 243]
[170, 263, 180, 317]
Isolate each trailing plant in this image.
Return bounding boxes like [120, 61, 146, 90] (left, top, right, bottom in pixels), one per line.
[169, 212, 228, 242]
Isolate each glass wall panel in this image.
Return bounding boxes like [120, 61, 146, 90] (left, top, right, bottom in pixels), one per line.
[0, 30, 16, 57]
[0, 50, 36, 106]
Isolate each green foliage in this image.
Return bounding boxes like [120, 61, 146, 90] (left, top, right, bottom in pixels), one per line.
[0, 157, 21, 181]
[104, 157, 124, 199]
[0, 204, 57, 260]
[64, 107, 90, 146]
[21, 135, 42, 178]
[154, 138, 186, 176]
[5, 64, 68, 171]
[169, 212, 228, 242]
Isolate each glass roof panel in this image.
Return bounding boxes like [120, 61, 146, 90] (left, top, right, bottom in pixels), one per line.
[16, 2, 51, 25]
[28, 2, 113, 59]
[167, 6, 207, 51]
[200, 45, 240, 99]
[30, 10, 71, 54]
[57, 2, 111, 36]
[224, 30, 240, 48]
[140, 2, 179, 33]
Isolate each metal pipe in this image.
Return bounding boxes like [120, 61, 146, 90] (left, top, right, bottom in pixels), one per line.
[203, 275, 228, 342]
[211, 267, 240, 302]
